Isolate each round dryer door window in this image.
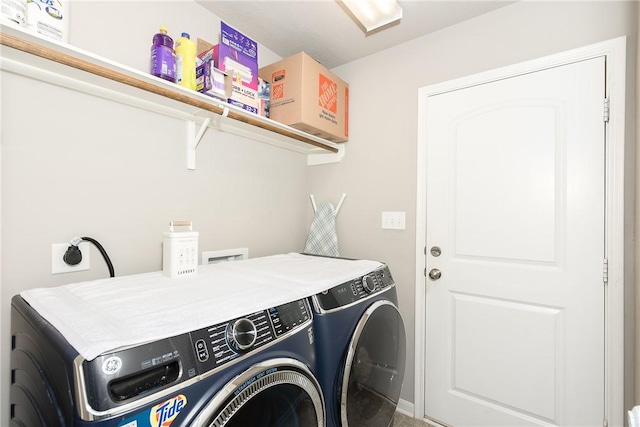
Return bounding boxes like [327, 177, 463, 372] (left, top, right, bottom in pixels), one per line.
[341, 300, 407, 427]
[192, 358, 325, 427]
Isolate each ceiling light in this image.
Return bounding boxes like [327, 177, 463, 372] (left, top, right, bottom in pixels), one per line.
[341, 0, 403, 33]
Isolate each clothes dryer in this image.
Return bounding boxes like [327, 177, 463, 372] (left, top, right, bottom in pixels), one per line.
[310, 262, 406, 427]
[10, 295, 324, 427]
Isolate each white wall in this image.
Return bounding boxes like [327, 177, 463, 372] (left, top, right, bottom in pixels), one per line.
[0, 2, 302, 425]
[2, 1, 638, 424]
[310, 0, 638, 412]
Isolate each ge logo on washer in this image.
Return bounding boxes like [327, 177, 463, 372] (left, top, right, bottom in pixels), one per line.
[102, 356, 122, 375]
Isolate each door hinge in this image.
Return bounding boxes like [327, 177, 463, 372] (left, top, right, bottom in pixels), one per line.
[603, 258, 608, 285]
[424, 267, 427, 277]
[603, 97, 610, 122]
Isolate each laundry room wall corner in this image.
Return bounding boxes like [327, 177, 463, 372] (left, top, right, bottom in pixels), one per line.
[0, 2, 309, 426]
[309, 0, 638, 415]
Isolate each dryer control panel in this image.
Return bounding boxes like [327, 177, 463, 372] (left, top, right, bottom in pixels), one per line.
[189, 298, 311, 375]
[312, 265, 394, 312]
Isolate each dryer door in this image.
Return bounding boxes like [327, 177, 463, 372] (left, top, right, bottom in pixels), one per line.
[341, 300, 406, 427]
[191, 358, 325, 427]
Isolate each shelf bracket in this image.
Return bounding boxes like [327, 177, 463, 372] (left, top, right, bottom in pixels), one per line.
[186, 118, 212, 170]
[307, 143, 345, 166]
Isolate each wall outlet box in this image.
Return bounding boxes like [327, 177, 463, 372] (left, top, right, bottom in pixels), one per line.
[163, 222, 199, 278]
[52, 242, 90, 274]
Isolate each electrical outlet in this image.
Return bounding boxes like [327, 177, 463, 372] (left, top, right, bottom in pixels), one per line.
[52, 242, 90, 274]
[381, 211, 406, 230]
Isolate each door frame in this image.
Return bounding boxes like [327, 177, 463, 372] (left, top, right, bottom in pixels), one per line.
[414, 37, 627, 426]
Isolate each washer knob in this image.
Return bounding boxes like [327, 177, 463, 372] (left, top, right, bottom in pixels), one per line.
[229, 318, 257, 351]
[362, 275, 377, 293]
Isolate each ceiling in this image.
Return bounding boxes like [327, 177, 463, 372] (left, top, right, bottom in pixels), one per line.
[196, 0, 515, 69]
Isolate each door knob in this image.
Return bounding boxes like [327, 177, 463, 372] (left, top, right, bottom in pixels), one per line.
[428, 268, 442, 281]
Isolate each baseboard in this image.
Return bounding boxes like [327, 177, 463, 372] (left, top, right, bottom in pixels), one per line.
[396, 399, 448, 427]
[396, 398, 414, 417]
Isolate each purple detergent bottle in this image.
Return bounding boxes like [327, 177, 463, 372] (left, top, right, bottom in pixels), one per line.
[150, 26, 176, 82]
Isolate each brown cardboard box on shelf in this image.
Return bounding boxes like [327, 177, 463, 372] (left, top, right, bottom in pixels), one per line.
[258, 52, 349, 143]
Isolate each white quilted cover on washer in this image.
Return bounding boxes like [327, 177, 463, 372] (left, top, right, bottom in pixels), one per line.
[20, 253, 382, 361]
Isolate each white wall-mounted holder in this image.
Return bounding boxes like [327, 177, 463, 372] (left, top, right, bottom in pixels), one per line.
[187, 118, 212, 170]
[0, 21, 344, 171]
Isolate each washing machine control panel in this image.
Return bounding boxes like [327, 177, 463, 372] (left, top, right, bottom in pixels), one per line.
[313, 265, 394, 311]
[189, 298, 311, 375]
[82, 333, 199, 412]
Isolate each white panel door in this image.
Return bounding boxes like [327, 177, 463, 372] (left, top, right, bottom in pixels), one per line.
[425, 57, 605, 426]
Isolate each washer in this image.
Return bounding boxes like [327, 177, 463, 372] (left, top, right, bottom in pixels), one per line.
[10, 295, 324, 427]
[310, 262, 406, 427]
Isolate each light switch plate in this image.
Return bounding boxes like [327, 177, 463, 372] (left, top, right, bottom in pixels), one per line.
[382, 211, 406, 230]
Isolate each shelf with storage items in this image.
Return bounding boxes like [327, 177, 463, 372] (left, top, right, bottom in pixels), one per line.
[0, 22, 344, 168]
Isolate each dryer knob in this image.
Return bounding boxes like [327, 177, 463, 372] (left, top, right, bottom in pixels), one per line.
[230, 318, 258, 350]
[362, 275, 377, 293]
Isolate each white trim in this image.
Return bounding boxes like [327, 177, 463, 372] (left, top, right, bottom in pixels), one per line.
[414, 37, 627, 426]
[397, 398, 415, 417]
[397, 399, 449, 427]
[414, 75, 428, 421]
[398, 399, 449, 427]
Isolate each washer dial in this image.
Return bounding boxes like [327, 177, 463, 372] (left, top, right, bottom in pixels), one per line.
[227, 318, 258, 351]
[362, 275, 377, 293]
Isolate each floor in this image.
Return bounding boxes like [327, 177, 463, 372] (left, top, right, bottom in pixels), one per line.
[393, 412, 433, 427]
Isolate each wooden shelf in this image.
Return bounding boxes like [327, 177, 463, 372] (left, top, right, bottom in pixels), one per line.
[0, 21, 344, 168]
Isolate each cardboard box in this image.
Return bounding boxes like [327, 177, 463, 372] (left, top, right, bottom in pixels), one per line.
[258, 78, 270, 118]
[226, 73, 259, 114]
[196, 38, 260, 114]
[196, 22, 260, 114]
[195, 63, 231, 101]
[196, 39, 231, 101]
[259, 52, 349, 143]
[217, 22, 258, 90]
